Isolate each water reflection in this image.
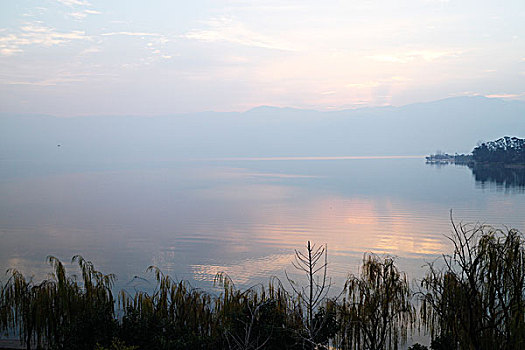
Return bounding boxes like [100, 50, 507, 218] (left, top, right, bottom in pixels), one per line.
[1, 158, 524, 291]
[471, 165, 525, 190]
[190, 253, 294, 286]
[426, 161, 525, 191]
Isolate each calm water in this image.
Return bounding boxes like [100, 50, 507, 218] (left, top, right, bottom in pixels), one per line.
[1, 157, 524, 292]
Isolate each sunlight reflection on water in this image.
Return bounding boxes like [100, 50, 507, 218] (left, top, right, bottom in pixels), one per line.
[1, 157, 524, 291]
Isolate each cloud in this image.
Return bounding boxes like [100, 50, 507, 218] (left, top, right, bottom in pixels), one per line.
[99, 32, 174, 64]
[79, 46, 100, 54]
[55, 0, 91, 7]
[0, 23, 90, 56]
[68, 9, 100, 19]
[69, 12, 87, 19]
[101, 32, 162, 37]
[346, 81, 381, 88]
[184, 17, 296, 51]
[5, 77, 84, 86]
[346, 76, 411, 89]
[22, 7, 48, 18]
[368, 50, 462, 63]
[0, 47, 23, 56]
[19, 24, 88, 45]
[5, 74, 86, 86]
[2, 71, 116, 86]
[485, 93, 525, 99]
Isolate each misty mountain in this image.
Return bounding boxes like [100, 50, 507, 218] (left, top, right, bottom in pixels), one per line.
[1, 96, 524, 162]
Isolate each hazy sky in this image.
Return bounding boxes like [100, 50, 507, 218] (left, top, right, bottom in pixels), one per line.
[0, 0, 524, 116]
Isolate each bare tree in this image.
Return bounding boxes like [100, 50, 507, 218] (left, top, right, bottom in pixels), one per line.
[286, 241, 333, 349]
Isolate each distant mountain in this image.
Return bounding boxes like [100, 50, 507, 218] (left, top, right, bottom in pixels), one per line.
[1, 96, 524, 161]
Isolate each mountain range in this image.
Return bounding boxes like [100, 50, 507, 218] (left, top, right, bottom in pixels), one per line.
[1, 96, 524, 162]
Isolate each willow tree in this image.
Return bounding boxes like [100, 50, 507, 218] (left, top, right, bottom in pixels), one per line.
[119, 266, 218, 349]
[338, 254, 414, 350]
[0, 256, 116, 350]
[419, 221, 525, 350]
[213, 273, 303, 350]
[0, 269, 43, 350]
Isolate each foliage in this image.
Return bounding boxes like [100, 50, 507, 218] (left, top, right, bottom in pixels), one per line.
[213, 273, 302, 350]
[1, 224, 523, 349]
[337, 254, 415, 350]
[95, 338, 138, 350]
[419, 218, 525, 350]
[0, 255, 116, 350]
[118, 268, 303, 349]
[118, 266, 217, 349]
[472, 136, 525, 164]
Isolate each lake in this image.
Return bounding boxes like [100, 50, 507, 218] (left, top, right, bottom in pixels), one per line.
[1, 156, 524, 293]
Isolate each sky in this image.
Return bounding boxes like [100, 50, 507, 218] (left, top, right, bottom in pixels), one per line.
[0, 0, 524, 116]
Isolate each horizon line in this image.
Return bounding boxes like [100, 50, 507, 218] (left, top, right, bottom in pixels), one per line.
[198, 155, 425, 161]
[2, 94, 523, 119]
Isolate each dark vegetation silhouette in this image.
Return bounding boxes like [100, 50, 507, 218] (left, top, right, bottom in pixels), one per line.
[1, 222, 524, 350]
[418, 216, 525, 350]
[426, 136, 525, 166]
[470, 164, 525, 189]
[339, 255, 414, 350]
[0, 256, 116, 350]
[285, 242, 334, 349]
[472, 137, 525, 165]
[427, 137, 525, 190]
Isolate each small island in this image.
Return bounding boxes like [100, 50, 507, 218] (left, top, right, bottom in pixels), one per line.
[427, 136, 525, 167]
[427, 136, 525, 188]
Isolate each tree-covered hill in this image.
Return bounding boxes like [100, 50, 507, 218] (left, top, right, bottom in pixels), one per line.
[472, 136, 525, 164]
